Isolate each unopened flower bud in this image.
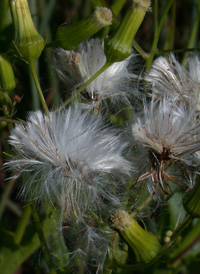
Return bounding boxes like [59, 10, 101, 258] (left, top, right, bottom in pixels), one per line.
[111, 210, 160, 263]
[55, 7, 112, 50]
[0, 53, 16, 91]
[105, 0, 151, 62]
[183, 177, 200, 218]
[9, 0, 45, 64]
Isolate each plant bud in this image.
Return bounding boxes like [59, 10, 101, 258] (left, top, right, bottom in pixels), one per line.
[9, 0, 45, 64]
[0, 53, 16, 91]
[55, 7, 112, 50]
[105, 0, 151, 62]
[111, 210, 161, 263]
[183, 177, 200, 218]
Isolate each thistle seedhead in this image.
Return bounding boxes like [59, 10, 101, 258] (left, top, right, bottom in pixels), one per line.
[131, 97, 200, 196]
[54, 38, 138, 109]
[6, 105, 131, 218]
[146, 54, 200, 111]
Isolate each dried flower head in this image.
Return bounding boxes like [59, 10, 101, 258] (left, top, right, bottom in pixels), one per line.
[55, 38, 138, 109]
[6, 105, 131, 217]
[131, 97, 200, 196]
[146, 54, 200, 110]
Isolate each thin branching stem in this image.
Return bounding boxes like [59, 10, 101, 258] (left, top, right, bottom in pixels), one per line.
[146, 0, 174, 70]
[29, 61, 49, 114]
[55, 61, 112, 112]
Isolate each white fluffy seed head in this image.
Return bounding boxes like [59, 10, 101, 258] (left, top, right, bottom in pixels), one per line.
[54, 38, 139, 108]
[146, 54, 200, 111]
[132, 97, 200, 160]
[6, 105, 131, 217]
[131, 97, 200, 197]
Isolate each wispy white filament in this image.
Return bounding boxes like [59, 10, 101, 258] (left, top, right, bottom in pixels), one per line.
[55, 38, 138, 108]
[133, 98, 200, 159]
[6, 105, 131, 216]
[146, 54, 200, 110]
[132, 97, 200, 195]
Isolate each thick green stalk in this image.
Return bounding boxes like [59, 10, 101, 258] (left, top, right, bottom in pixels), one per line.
[14, 205, 31, 245]
[56, 61, 112, 111]
[146, 0, 174, 70]
[111, 0, 127, 16]
[31, 205, 57, 274]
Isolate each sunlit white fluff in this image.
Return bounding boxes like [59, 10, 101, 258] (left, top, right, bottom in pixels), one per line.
[146, 54, 200, 110]
[55, 38, 138, 108]
[6, 105, 131, 216]
[131, 97, 200, 196]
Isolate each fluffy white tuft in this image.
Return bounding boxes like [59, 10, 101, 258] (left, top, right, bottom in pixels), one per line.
[6, 105, 131, 217]
[54, 38, 138, 108]
[146, 54, 200, 110]
[131, 97, 200, 196]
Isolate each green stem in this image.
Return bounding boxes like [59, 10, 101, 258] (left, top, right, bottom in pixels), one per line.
[130, 196, 152, 218]
[132, 40, 149, 59]
[29, 62, 40, 110]
[90, 0, 102, 8]
[0, 175, 16, 221]
[163, 0, 176, 51]
[14, 205, 31, 245]
[171, 215, 194, 241]
[156, 47, 200, 54]
[29, 61, 49, 114]
[146, 0, 174, 70]
[39, 0, 57, 37]
[157, 215, 193, 258]
[55, 61, 112, 112]
[0, 116, 24, 124]
[28, 1, 40, 110]
[111, 0, 126, 16]
[170, 219, 200, 264]
[181, 1, 200, 65]
[6, 199, 21, 216]
[0, 0, 8, 31]
[31, 205, 57, 274]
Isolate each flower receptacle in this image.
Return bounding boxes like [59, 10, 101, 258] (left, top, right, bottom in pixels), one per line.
[9, 0, 45, 64]
[111, 210, 161, 263]
[55, 7, 112, 50]
[105, 0, 151, 62]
